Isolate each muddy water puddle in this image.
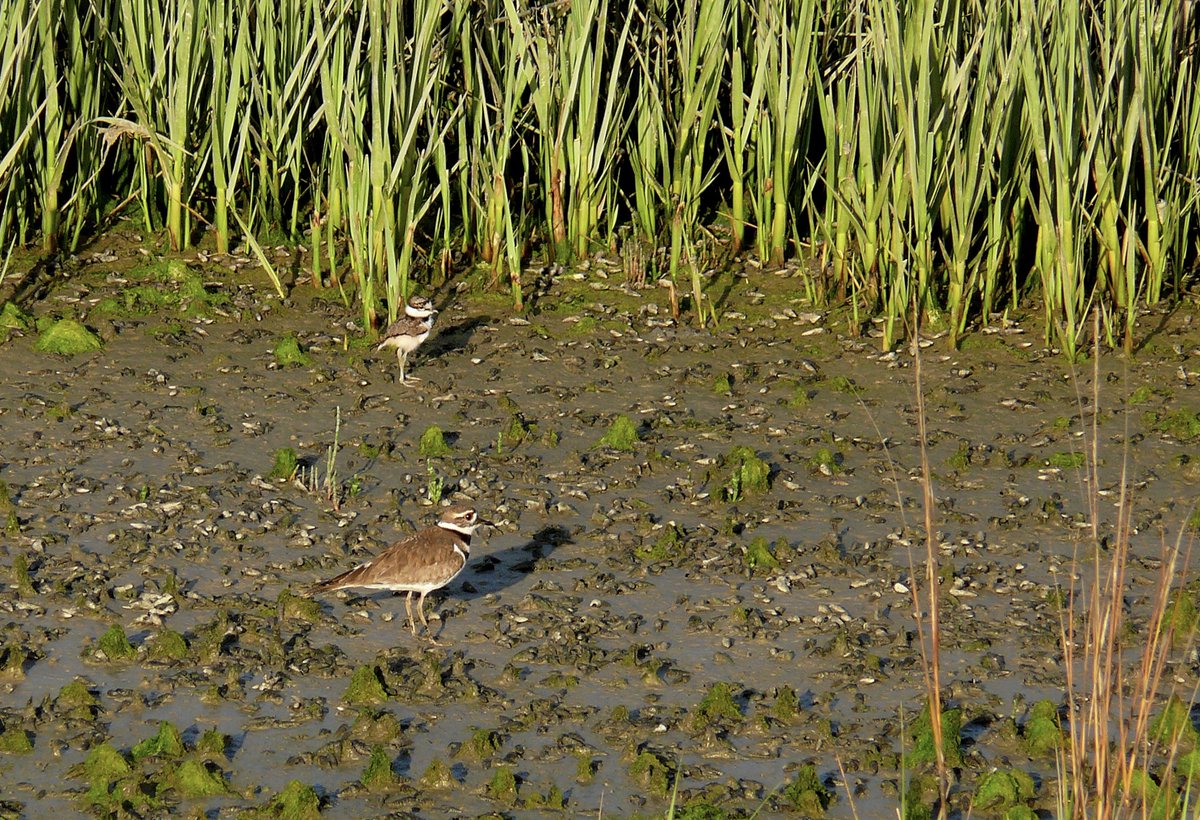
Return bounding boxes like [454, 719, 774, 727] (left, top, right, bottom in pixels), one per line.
[2, 257, 1199, 816]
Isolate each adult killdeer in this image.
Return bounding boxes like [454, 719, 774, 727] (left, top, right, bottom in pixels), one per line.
[377, 295, 437, 384]
[307, 504, 483, 638]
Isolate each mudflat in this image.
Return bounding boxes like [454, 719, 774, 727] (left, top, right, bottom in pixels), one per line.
[2, 241, 1198, 816]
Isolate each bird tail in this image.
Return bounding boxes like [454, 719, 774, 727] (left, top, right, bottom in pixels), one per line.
[305, 563, 366, 596]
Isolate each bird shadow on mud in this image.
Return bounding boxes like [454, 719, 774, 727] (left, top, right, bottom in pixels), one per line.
[460, 525, 574, 599]
[427, 314, 488, 359]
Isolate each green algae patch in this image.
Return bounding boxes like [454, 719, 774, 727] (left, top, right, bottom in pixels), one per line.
[10, 552, 34, 595]
[691, 682, 742, 730]
[1150, 694, 1199, 746]
[772, 685, 799, 722]
[523, 784, 566, 809]
[35, 319, 102, 355]
[1126, 768, 1179, 819]
[907, 705, 963, 768]
[0, 725, 32, 754]
[628, 747, 674, 798]
[1023, 700, 1065, 756]
[722, 446, 771, 501]
[55, 678, 100, 718]
[1001, 808, 1037, 820]
[0, 643, 28, 680]
[1, 483, 21, 539]
[575, 751, 598, 783]
[637, 522, 682, 561]
[351, 710, 405, 745]
[598, 414, 639, 451]
[744, 536, 780, 574]
[342, 664, 389, 706]
[457, 727, 502, 761]
[782, 764, 831, 814]
[420, 758, 453, 790]
[1162, 589, 1199, 646]
[486, 765, 518, 805]
[824, 374, 857, 394]
[0, 301, 30, 331]
[95, 623, 136, 662]
[132, 721, 185, 761]
[361, 746, 398, 792]
[974, 768, 1036, 812]
[196, 728, 229, 759]
[269, 447, 299, 480]
[1177, 748, 1200, 780]
[273, 335, 311, 367]
[806, 446, 843, 476]
[146, 629, 189, 663]
[1145, 408, 1200, 440]
[1047, 451, 1085, 469]
[83, 742, 132, 783]
[278, 589, 322, 623]
[82, 762, 160, 814]
[248, 779, 322, 819]
[902, 776, 936, 820]
[946, 441, 972, 470]
[500, 412, 533, 449]
[172, 757, 229, 798]
[419, 424, 451, 457]
[675, 801, 727, 819]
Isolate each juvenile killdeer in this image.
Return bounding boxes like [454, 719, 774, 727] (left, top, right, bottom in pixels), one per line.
[377, 295, 437, 384]
[307, 504, 483, 638]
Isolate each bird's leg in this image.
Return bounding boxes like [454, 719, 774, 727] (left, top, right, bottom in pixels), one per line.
[417, 591, 430, 628]
[404, 591, 418, 636]
[416, 592, 444, 646]
[403, 349, 420, 383]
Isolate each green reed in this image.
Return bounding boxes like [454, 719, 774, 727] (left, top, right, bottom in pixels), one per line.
[108, 0, 210, 250]
[470, 0, 530, 306]
[757, 0, 817, 267]
[665, 0, 726, 286]
[208, 0, 250, 255]
[247, 0, 324, 240]
[1, 0, 40, 246]
[0, 0, 1196, 352]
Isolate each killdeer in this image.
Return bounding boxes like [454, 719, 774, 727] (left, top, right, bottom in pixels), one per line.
[307, 504, 483, 638]
[377, 295, 437, 384]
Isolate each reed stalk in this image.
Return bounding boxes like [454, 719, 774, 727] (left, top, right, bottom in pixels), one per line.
[0, 0, 1194, 353]
[209, 0, 250, 254]
[106, 0, 209, 249]
[757, 0, 817, 268]
[35, 0, 63, 253]
[1056, 316, 1200, 816]
[248, 0, 324, 238]
[471, 0, 529, 306]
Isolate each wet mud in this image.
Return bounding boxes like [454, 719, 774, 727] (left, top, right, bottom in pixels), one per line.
[1, 238, 1199, 816]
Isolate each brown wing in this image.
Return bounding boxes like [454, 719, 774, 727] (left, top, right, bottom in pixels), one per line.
[307, 528, 467, 594]
[376, 315, 429, 347]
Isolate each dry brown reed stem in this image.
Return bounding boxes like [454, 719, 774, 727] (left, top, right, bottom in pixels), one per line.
[1056, 310, 1199, 817]
[856, 308, 948, 816]
[834, 755, 861, 820]
[910, 326, 948, 816]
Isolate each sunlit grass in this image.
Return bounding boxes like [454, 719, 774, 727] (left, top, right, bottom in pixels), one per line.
[0, 0, 1196, 346]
